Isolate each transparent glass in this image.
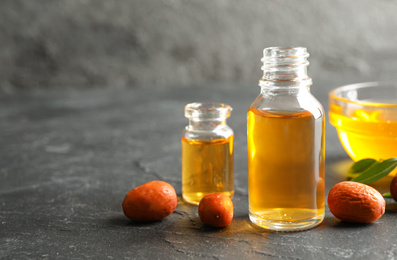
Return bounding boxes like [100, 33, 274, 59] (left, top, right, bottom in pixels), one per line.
[329, 81, 397, 162]
[247, 47, 325, 231]
[182, 102, 234, 205]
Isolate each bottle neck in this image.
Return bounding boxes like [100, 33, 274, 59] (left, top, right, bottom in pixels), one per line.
[188, 119, 227, 130]
[259, 84, 311, 96]
[184, 102, 232, 130]
[259, 47, 312, 90]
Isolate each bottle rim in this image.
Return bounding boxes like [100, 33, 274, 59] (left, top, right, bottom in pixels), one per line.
[262, 47, 309, 59]
[184, 102, 232, 120]
[260, 46, 311, 84]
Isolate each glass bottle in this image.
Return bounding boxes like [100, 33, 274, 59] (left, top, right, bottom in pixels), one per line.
[247, 47, 325, 231]
[182, 102, 234, 205]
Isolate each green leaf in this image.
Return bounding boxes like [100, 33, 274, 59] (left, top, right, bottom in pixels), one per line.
[348, 158, 378, 174]
[351, 158, 397, 184]
[383, 192, 392, 198]
[347, 158, 378, 179]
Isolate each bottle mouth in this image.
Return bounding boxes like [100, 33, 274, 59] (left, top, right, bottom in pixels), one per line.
[262, 47, 308, 57]
[260, 46, 311, 83]
[261, 47, 309, 68]
[184, 102, 232, 120]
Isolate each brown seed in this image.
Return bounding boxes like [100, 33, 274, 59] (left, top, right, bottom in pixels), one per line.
[390, 174, 397, 202]
[328, 181, 385, 223]
[122, 181, 177, 222]
[198, 193, 233, 228]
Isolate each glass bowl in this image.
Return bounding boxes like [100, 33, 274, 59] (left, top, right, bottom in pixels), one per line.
[329, 81, 397, 161]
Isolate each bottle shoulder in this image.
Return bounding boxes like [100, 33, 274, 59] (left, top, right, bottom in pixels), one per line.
[249, 90, 324, 119]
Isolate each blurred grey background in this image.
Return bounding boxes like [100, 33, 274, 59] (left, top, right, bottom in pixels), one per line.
[1, 0, 397, 93]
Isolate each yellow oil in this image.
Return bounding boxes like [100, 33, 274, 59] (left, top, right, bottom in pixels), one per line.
[329, 103, 397, 161]
[182, 136, 234, 205]
[247, 108, 325, 230]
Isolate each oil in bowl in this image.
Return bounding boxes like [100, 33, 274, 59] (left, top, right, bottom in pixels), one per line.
[329, 81, 397, 161]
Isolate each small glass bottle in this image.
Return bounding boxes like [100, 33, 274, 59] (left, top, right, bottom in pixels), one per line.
[182, 102, 234, 205]
[247, 47, 325, 231]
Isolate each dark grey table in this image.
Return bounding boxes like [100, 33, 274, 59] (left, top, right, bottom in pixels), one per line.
[2, 81, 396, 259]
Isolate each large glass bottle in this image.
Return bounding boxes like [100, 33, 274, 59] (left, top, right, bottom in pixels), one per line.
[247, 47, 325, 231]
[182, 102, 234, 205]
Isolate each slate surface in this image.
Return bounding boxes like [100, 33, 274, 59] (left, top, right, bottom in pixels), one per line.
[1, 81, 397, 259]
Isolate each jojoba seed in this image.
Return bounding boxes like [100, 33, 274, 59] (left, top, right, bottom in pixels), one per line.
[328, 181, 385, 223]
